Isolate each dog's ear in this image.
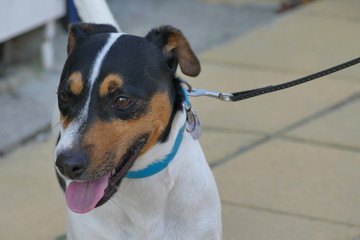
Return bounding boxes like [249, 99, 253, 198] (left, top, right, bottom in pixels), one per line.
[67, 23, 118, 55]
[145, 26, 201, 77]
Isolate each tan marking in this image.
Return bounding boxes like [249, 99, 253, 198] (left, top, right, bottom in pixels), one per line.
[67, 29, 76, 54]
[99, 74, 124, 96]
[69, 72, 83, 95]
[60, 113, 71, 129]
[162, 29, 200, 77]
[82, 93, 172, 172]
[67, 23, 94, 54]
[163, 33, 178, 53]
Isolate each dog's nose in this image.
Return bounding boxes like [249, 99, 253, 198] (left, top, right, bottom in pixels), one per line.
[56, 151, 89, 179]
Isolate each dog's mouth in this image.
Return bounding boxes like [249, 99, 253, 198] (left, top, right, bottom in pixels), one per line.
[65, 135, 149, 214]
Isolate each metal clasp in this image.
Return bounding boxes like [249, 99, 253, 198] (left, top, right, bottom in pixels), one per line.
[180, 78, 233, 102]
[186, 88, 233, 102]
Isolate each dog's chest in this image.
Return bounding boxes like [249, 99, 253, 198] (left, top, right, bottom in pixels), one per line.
[66, 136, 221, 240]
[68, 178, 172, 239]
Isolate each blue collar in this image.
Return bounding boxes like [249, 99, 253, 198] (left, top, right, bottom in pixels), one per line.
[125, 87, 189, 179]
[125, 124, 185, 178]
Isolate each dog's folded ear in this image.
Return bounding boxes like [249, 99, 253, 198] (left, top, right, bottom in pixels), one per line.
[67, 23, 118, 55]
[145, 26, 201, 77]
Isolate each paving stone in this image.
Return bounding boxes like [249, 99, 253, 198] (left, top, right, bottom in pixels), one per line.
[222, 203, 360, 240]
[200, 14, 360, 80]
[299, 0, 360, 22]
[200, 129, 263, 166]
[185, 63, 360, 134]
[0, 138, 66, 240]
[213, 139, 360, 226]
[107, 0, 277, 53]
[286, 98, 360, 150]
[198, 0, 279, 7]
[0, 73, 58, 154]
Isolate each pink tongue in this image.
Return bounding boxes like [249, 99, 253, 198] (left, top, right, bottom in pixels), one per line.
[66, 173, 111, 214]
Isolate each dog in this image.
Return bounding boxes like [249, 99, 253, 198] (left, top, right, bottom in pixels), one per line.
[54, 23, 222, 239]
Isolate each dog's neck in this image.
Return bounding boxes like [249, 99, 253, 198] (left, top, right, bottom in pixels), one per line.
[126, 109, 187, 173]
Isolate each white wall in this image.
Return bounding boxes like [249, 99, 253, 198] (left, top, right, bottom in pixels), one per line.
[0, 0, 65, 43]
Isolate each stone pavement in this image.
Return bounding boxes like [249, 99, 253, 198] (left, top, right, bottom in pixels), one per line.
[1, 0, 360, 239]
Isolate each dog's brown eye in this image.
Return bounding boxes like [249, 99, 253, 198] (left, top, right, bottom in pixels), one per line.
[115, 97, 132, 108]
[59, 92, 70, 103]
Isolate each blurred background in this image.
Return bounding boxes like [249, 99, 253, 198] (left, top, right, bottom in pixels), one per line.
[1, 0, 360, 239]
[0, 0, 280, 156]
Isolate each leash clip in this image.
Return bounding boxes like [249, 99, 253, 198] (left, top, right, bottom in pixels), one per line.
[186, 88, 233, 102]
[180, 78, 232, 101]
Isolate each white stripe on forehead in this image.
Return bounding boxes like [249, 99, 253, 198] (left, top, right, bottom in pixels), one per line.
[82, 33, 123, 122]
[56, 33, 123, 157]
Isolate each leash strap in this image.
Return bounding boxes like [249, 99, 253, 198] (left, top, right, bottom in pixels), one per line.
[125, 56, 360, 179]
[184, 56, 360, 102]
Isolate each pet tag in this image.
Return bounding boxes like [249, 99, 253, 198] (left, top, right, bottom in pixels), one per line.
[186, 108, 202, 140]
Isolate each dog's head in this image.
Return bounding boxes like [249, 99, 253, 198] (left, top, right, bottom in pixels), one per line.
[55, 23, 200, 213]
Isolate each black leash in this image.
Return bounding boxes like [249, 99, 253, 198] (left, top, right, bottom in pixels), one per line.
[183, 56, 360, 102]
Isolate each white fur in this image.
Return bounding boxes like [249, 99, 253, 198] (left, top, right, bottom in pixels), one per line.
[65, 110, 222, 239]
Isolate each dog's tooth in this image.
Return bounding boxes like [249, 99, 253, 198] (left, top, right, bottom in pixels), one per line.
[112, 169, 116, 175]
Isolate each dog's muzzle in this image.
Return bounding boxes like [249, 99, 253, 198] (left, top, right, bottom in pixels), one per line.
[55, 134, 149, 214]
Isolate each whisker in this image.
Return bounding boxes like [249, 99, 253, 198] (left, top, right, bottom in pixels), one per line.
[51, 122, 61, 130]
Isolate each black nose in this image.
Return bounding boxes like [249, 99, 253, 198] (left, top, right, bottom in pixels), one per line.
[56, 151, 89, 179]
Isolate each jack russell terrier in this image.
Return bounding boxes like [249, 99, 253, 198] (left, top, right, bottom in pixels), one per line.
[54, 23, 222, 239]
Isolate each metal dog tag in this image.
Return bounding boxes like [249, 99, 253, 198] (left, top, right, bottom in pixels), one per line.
[186, 108, 202, 140]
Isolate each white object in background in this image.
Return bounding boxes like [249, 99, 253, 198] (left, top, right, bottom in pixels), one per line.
[41, 21, 56, 70]
[0, 0, 65, 43]
[73, 0, 121, 31]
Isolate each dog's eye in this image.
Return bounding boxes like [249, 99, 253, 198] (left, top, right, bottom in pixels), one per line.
[115, 97, 132, 108]
[58, 92, 70, 103]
